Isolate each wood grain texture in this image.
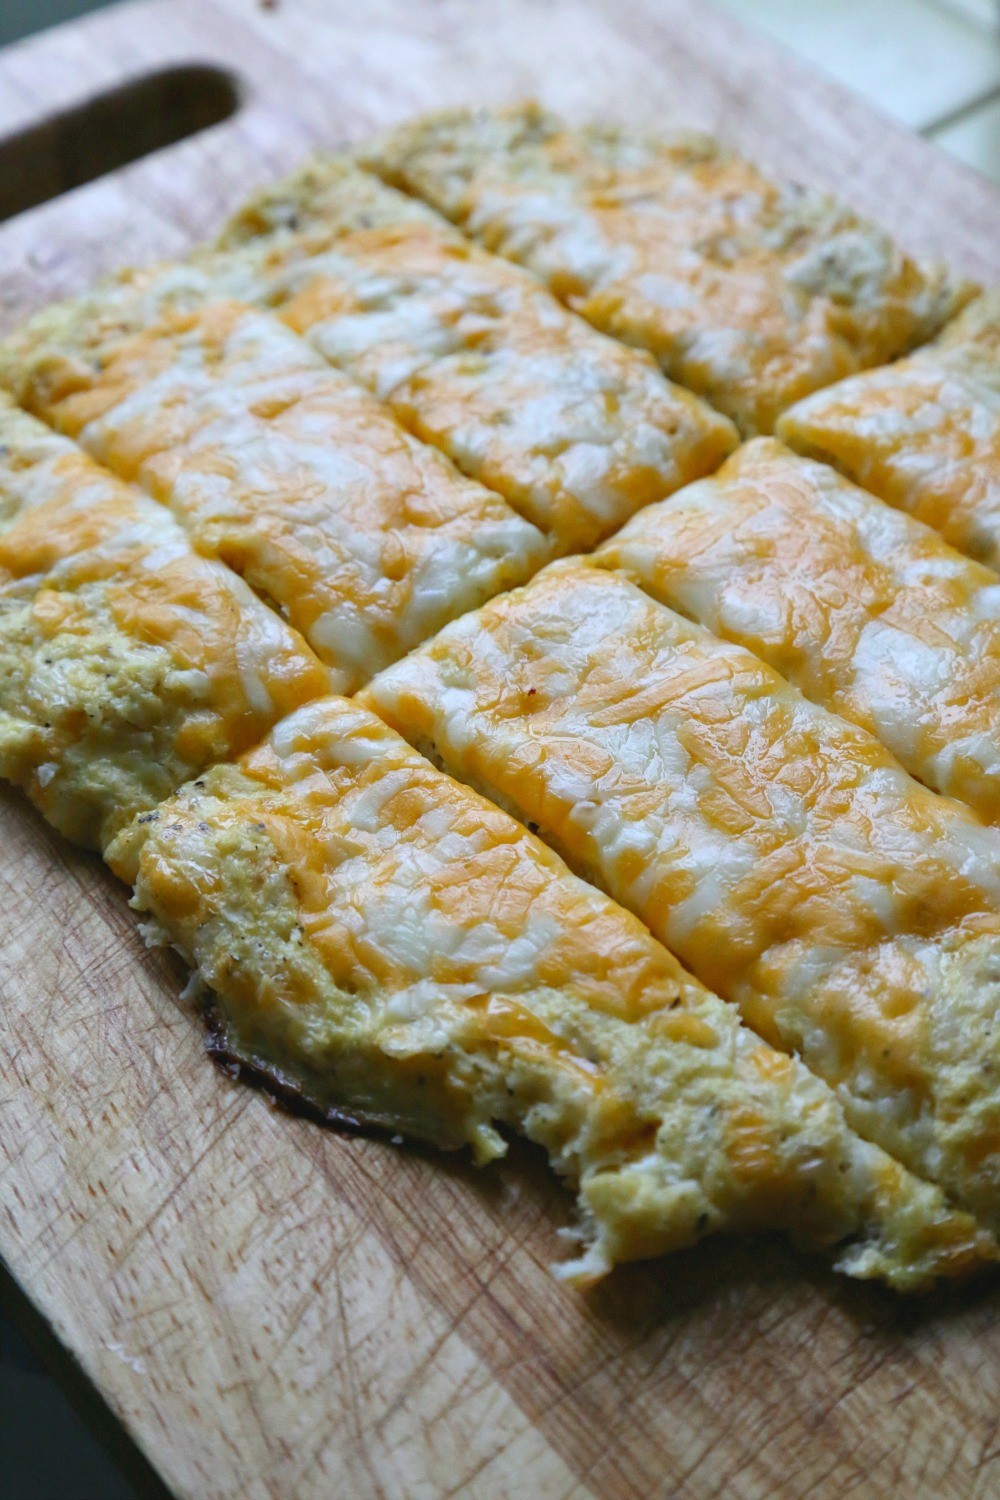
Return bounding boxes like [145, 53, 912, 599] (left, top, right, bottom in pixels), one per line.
[3, 3, 1000, 1496]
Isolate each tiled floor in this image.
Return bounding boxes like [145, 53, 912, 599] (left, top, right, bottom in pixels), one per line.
[717, 0, 1000, 181]
[0, 0, 116, 47]
[719, 0, 1000, 129]
[1, 2, 1000, 1499]
[934, 87, 1000, 170]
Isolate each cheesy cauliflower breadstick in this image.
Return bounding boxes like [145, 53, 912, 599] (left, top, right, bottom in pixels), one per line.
[114, 696, 994, 1288]
[0, 396, 329, 854]
[364, 562, 1000, 1228]
[778, 291, 1000, 571]
[596, 438, 1000, 826]
[214, 157, 738, 552]
[1, 298, 546, 692]
[361, 103, 972, 435]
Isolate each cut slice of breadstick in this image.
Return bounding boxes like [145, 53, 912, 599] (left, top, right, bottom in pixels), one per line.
[115, 695, 995, 1289]
[595, 437, 1000, 826]
[1, 159, 735, 559]
[214, 157, 737, 552]
[361, 102, 973, 436]
[364, 561, 1000, 1228]
[777, 290, 1000, 573]
[218, 153, 448, 245]
[2, 299, 546, 691]
[0, 396, 329, 855]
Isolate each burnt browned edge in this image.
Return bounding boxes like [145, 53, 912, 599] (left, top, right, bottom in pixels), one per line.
[198, 993, 1000, 1304]
[201, 997, 464, 1148]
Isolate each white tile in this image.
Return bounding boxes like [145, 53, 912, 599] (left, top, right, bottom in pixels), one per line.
[715, 0, 1000, 129]
[930, 91, 1000, 182]
[0, 0, 119, 48]
[942, 0, 1000, 29]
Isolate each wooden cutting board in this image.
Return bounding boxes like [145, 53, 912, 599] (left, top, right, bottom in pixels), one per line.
[4, 4, 1000, 1496]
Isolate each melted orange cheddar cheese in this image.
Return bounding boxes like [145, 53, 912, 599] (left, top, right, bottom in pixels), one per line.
[362, 103, 972, 435]
[117, 695, 994, 1288]
[0, 397, 329, 854]
[778, 291, 1000, 572]
[213, 159, 737, 552]
[597, 438, 1000, 825]
[365, 561, 1000, 1227]
[2, 299, 546, 692]
[3, 117, 997, 1294]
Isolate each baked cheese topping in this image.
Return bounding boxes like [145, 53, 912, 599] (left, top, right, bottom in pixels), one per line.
[0, 392, 92, 529]
[364, 561, 1000, 1226]
[777, 299, 1000, 573]
[214, 160, 737, 552]
[0, 400, 329, 854]
[596, 438, 1000, 825]
[2, 118, 997, 1292]
[938, 288, 1000, 356]
[362, 103, 973, 435]
[117, 695, 994, 1288]
[3, 299, 546, 692]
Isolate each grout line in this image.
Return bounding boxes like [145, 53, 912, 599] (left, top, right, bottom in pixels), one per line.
[935, 0, 1000, 30]
[921, 81, 1000, 136]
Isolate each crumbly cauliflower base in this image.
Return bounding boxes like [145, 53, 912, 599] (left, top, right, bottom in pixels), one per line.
[363, 561, 1000, 1227]
[115, 696, 994, 1288]
[596, 437, 1000, 825]
[361, 102, 974, 435]
[0, 398, 328, 852]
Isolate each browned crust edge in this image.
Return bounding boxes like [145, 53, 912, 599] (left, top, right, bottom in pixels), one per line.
[200, 999, 418, 1141]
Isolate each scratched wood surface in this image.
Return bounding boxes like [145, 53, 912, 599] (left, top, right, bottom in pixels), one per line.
[3, 3, 1000, 1496]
